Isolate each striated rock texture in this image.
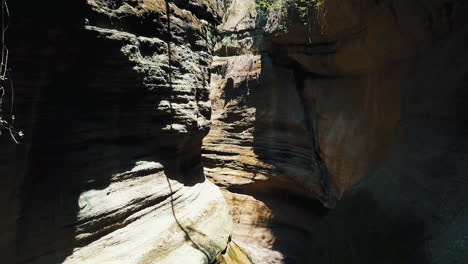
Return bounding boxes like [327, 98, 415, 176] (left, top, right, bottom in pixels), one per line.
[203, 53, 330, 263]
[0, 0, 467, 263]
[297, 3, 468, 261]
[203, 0, 468, 263]
[259, 0, 468, 197]
[0, 0, 250, 263]
[203, 1, 332, 262]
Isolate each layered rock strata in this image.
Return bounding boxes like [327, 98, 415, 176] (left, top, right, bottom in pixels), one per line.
[1, 0, 250, 263]
[203, 1, 332, 263]
[203, 0, 468, 263]
[0, 0, 467, 263]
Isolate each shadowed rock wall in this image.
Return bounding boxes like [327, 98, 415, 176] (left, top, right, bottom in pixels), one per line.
[203, 0, 468, 263]
[0, 0, 250, 263]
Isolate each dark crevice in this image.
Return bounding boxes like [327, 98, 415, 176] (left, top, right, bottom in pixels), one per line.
[291, 61, 337, 208]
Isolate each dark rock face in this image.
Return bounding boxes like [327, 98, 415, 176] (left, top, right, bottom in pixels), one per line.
[264, 2, 468, 262]
[265, 1, 463, 197]
[302, 21, 468, 264]
[0, 1, 250, 263]
[261, 0, 468, 198]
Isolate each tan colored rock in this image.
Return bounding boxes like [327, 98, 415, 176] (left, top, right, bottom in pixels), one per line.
[203, 52, 330, 264]
[214, 239, 253, 264]
[262, 0, 468, 195]
[26, 162, 231, 264]
[203, 1, 468, 263]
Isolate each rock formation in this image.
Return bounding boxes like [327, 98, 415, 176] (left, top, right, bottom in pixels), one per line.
[0, 0, 249, 263]
[203, 0, 468, 262]
[1, 0, 467, 263]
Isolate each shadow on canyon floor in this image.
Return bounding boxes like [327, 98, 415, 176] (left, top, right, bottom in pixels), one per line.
[304, 190, 431, 264]
[227, 183, 432, 264]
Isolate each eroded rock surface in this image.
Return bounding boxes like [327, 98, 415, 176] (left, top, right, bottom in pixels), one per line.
[301, 12, 468, 263]
[1, 0, 467, 263]
[203, 0, 468, 263]
[255, 0, 468, 197]
[0, 0, 250, 263]
[203, 1, 332, 262]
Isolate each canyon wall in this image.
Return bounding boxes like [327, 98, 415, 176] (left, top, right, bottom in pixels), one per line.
[298, 1, 468, 262]
[262, 0, 467, 196]
[203, 0, 468, 262]
[0, 0, 250, 263]
[0, 0, 466, 263]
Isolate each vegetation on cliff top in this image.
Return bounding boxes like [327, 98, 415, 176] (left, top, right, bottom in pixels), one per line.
[255, 0, 324, 31]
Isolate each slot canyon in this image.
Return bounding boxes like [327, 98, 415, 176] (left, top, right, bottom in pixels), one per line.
[0, 0, 467, 263]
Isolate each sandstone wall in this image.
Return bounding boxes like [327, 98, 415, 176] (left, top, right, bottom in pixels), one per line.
[202, 0, 468, 262]
[1, 0, 466, 263]
[0, 0, 249, 263]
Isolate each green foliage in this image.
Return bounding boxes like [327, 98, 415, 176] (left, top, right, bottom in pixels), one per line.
[221, 36, 233, 47]
[255, 0, 324, 32]
[219, 36, 241, 56]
